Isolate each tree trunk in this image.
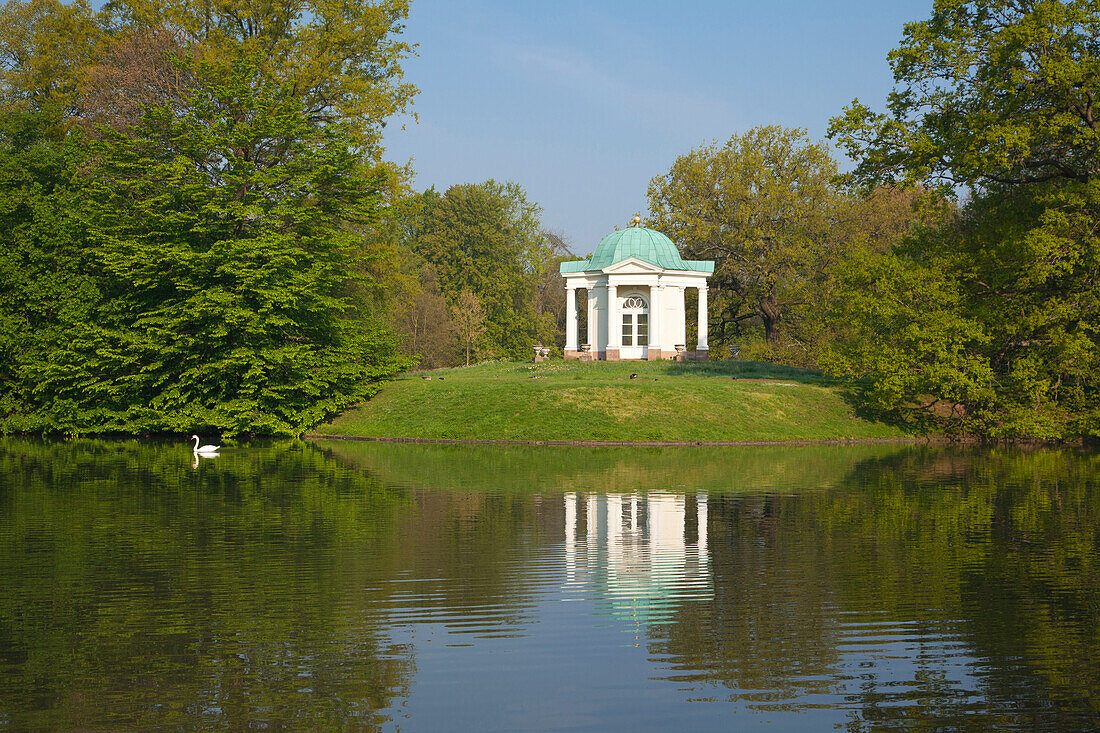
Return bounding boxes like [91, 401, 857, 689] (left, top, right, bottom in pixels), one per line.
[759, 294, 781, 344]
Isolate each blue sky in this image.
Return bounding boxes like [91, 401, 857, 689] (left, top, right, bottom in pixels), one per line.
[383, 1, 934, 254]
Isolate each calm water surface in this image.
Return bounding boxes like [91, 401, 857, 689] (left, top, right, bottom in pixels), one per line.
[1, 438, 1099, 731]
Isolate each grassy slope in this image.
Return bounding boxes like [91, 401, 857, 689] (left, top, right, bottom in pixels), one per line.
[317, 360, 913, 443]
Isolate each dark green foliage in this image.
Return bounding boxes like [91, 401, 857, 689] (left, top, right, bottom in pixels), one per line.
[825, 0, 1100, 440]
[827, 182, 1100, 440]
[0, 53, 410, 436]
[0, 108, 99, 430]
[962, 182, 1100, 437]
[411, 181, 557, 362]
[0, 0, 417, 437]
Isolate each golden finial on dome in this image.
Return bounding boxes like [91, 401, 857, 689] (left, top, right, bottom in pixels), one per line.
[632, 214, 642, 227]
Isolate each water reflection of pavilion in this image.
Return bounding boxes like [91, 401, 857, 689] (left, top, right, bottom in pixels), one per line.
[563, 493, 712, 626]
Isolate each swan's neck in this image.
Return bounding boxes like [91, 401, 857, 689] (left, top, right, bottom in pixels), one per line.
[192, 436, 199, 450]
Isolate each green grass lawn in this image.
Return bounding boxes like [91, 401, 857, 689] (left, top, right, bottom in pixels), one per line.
[315, 359, 916, 443]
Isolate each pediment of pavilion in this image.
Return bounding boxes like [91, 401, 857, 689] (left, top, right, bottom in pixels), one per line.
[601, 257, 664, 276]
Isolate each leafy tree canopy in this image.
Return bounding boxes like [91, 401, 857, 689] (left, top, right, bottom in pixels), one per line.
[647, 125, 839, 346]
[829, 0, 1100, 190]
[0, 0, 416, 154]
[0, 0, 416, 436]
[825, 0, 1100, 439]
[412, 181, 560, 362]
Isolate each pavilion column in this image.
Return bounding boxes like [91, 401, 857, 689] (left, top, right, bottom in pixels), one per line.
[678, 287, 688, 346]
[565, 285, 579, 358]
[606, 283, 619, 361]
[586, 287, 597, 350]
[696, 286, 709, 356]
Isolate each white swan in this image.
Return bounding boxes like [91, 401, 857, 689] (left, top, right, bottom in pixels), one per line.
[191, 435, 220, 455]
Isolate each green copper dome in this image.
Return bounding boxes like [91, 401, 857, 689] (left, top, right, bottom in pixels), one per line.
[560, 226, 714, 274]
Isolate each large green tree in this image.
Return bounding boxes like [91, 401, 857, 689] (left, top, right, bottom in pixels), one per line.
[776, 185, 949, 368]
[647, 125, 840, 347]
[64, 52, 407, 435]
[0, 0, 416, 436]
[827, 0, 1100, 439]
[412, 181, 558, 362]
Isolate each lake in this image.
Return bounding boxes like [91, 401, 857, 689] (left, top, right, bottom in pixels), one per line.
[1, 438, 1098, 731]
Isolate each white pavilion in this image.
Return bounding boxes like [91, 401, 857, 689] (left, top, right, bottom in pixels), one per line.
[559, 220, 714, 361]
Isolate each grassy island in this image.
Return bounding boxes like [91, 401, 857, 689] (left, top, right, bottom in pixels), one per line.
[313, 360, 917, 444]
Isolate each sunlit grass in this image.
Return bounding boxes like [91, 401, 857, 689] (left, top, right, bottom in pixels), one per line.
[319, 360, 915, 442]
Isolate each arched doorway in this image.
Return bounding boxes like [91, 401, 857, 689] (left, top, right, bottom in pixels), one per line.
[620, 293, 649, 359]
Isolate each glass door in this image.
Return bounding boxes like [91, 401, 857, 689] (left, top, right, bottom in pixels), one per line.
[620, 295, 649, 359]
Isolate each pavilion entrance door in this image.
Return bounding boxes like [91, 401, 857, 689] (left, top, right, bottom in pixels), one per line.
[619, 294, 649, 360]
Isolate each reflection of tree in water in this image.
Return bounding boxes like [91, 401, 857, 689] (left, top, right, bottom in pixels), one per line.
[318, 440, 568, 625]
[648, 448, 1100, 729]
[6, 440, 1100, 729]
[0, 438, 415, 730]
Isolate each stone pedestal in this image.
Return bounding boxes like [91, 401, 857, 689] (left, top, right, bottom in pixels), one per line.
[533, 345, 550, 363]
[580, 344, 592, 362]
[604, 348, 620, 362]
[673, 344, 686, 362]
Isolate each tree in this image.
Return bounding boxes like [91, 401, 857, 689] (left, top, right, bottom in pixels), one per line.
[413, 181, 553, 360]
[530, 229, 573, 351]
[829, 0, 1100, 191]
[0, 107, 98, 431]
[647, 126, 840, 346]
[0, 0, 103, 116]
[775, 186, 950, 368]
[33, 50, 407, 435]
[451, 291, 486, 367]
[79, 25, 193, 133]
[0, 0, 417, 153]
[134, 0, 417, 156]
[390, 263, 459, 369]
[822, 244, 999, 432]
[0, 0, 417, 435]
[825, 0, 1100, 439]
